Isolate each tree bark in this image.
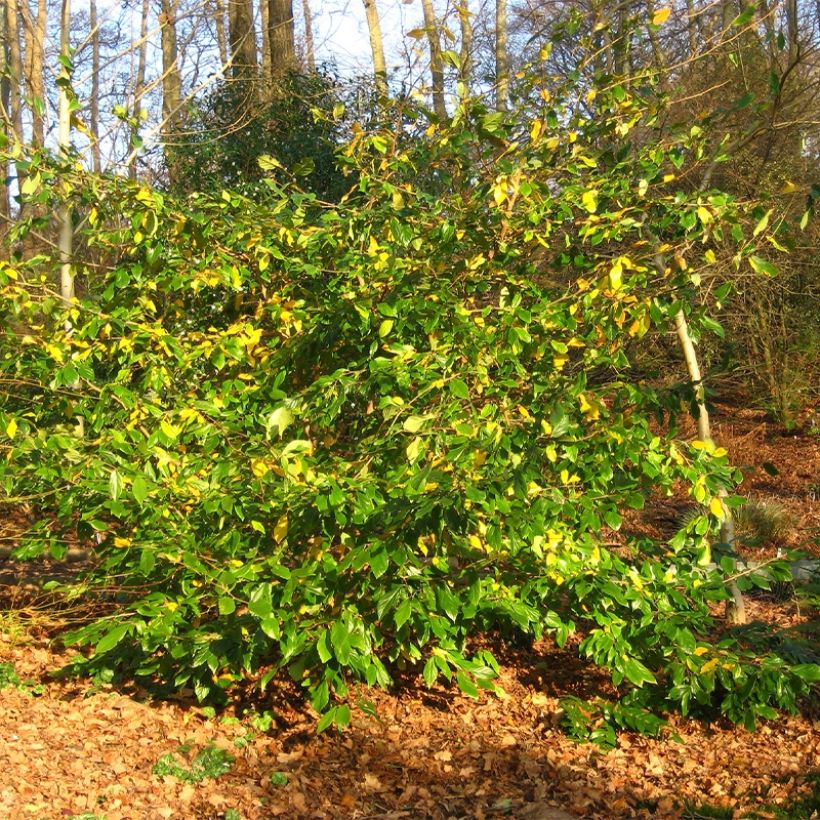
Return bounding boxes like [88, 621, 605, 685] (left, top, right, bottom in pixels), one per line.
[159, 0, 183, 184]
[4, 0, 24, 147]
[89, 0, 101, 172]
[495, 0, 509, 111]
[420, 0, 446, 119]
[128, 0, 149, 180]
[58, 0, 73, 328]
[20, 0, 46, 147]
[0, 5, 11, 237]
[213, 0, 228, 66]
[267, 0, 296, 79]
[301, 0, 315, 71]
[363, 0, 387, 98]
[229, 0, 258, 79]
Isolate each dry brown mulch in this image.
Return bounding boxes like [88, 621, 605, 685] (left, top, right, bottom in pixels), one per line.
[0, 405, 819, 820]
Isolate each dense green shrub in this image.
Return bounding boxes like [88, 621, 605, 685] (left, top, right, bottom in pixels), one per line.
[1, 63, 817, 733]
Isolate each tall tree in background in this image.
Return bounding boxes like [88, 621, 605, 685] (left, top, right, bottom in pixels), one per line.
[58, 0, 73, 323]
[20, 0, 47, 147]
[4, 0, 24, 149]
[495, 0, 509, 110]
[267, 0, 296, 79]
[128, 0, 150, 179]
[301, 0, 315, 71]
[229, 0, 257, 78]
[159, 0, 183, 183]
[420, 0, 446, 119]
[363, 0, 387, 98]
[89, 0, 101, 172]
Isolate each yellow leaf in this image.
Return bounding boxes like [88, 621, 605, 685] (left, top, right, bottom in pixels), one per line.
[709, 496, 725, 520]
[697, 205, 712, 225]
[581, 190, 598, 213]
[693, 646, 709, 656]
[5, 418, 17, 439]
[530, 119, 543, 142]
[652, 7, 671, 24]
[273, 514, 288, 544]
[701, 658, 719, 674]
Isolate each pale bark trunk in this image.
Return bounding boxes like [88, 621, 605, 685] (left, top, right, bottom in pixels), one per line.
[260, 0, 271, 82]
[128, 0, 149, 180]
[159, 0, 183, 183]
[213, 0, 228, 66]
[0, 7, 10, 236]
[301, 0, 315, 71]
[89, 0, 101, 172]
[5, 0, 24, 146]
[363, 0, 387, 98]
[58, 0, 73, 325]
[457, 0, 472, 97]
[495, 0, 509, 111]
[420, 0, 446, 119]
[267, 0, 295, 79]
[673, 308, 745, 624]
[21, 0, 46, 147]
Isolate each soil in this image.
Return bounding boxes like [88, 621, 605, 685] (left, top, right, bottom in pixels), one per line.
[1, 404, 818, 820]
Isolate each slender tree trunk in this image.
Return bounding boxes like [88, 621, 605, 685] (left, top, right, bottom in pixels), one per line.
[301, 0, 315, 71]
[213, 0, 228, 66]
[58, 0, 73, 326]
[128, 0, 149, 179]
[0, 7, 11, 239]
[457, 0, 472, 97]
[267, 0, 295, 79]
[495, 0, 509, 111]
[89, 0, 101, 172]
[685, 0, 699, 56]
[5, 0, 24, 147]
[20, 0, 46, 147]
[229, 0, 258, 79]
[159, 0, 183, 184]
[363, 0, 387, 98]
[420, 0, 446, 119]
[260, 0, 271, 82]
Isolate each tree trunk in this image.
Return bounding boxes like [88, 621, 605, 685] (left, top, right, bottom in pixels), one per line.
[363, 0, 387, 98]
[89, 0, 101, 172]
[229, 0, 258, 79]
[58, 0, 73, 328]
[260, 0, 271, 82]
[673, 307, 746, 625]
[0, 6, 11, 239]
[495, 0, 509, 111]
[420, 0, 446, 119]
[267, 0, 296, 79]
[301, 0, 315, 71]
[4, 0, 24, 147]
[457, 0, 472, 97]
[159, 0, 183, 184]
[213, 0, 228, 66]
[20, 0, 46, 147]
[128, 0, 149, 180]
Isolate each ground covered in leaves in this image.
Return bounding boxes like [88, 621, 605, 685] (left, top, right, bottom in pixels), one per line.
[1, 405, 818, 820]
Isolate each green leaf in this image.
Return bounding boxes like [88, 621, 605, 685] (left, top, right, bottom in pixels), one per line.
[267, 406, 294, 438]
[218, 596, 236, 616]
[109, 469, 123, 501]
[95, 623, 130, 655]
[456, 670, 479, 698]
[449, 379, 470, 399]
[749, 255, 778, 276]
[132, 474, 148, 504]
[622, 658, 657, 687]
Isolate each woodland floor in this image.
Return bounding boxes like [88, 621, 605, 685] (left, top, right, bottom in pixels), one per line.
[0, 403, 819, 820]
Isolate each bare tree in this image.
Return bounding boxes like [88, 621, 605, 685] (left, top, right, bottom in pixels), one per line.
[301, 0, 314, 70]
[229, 0, 257, 78]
